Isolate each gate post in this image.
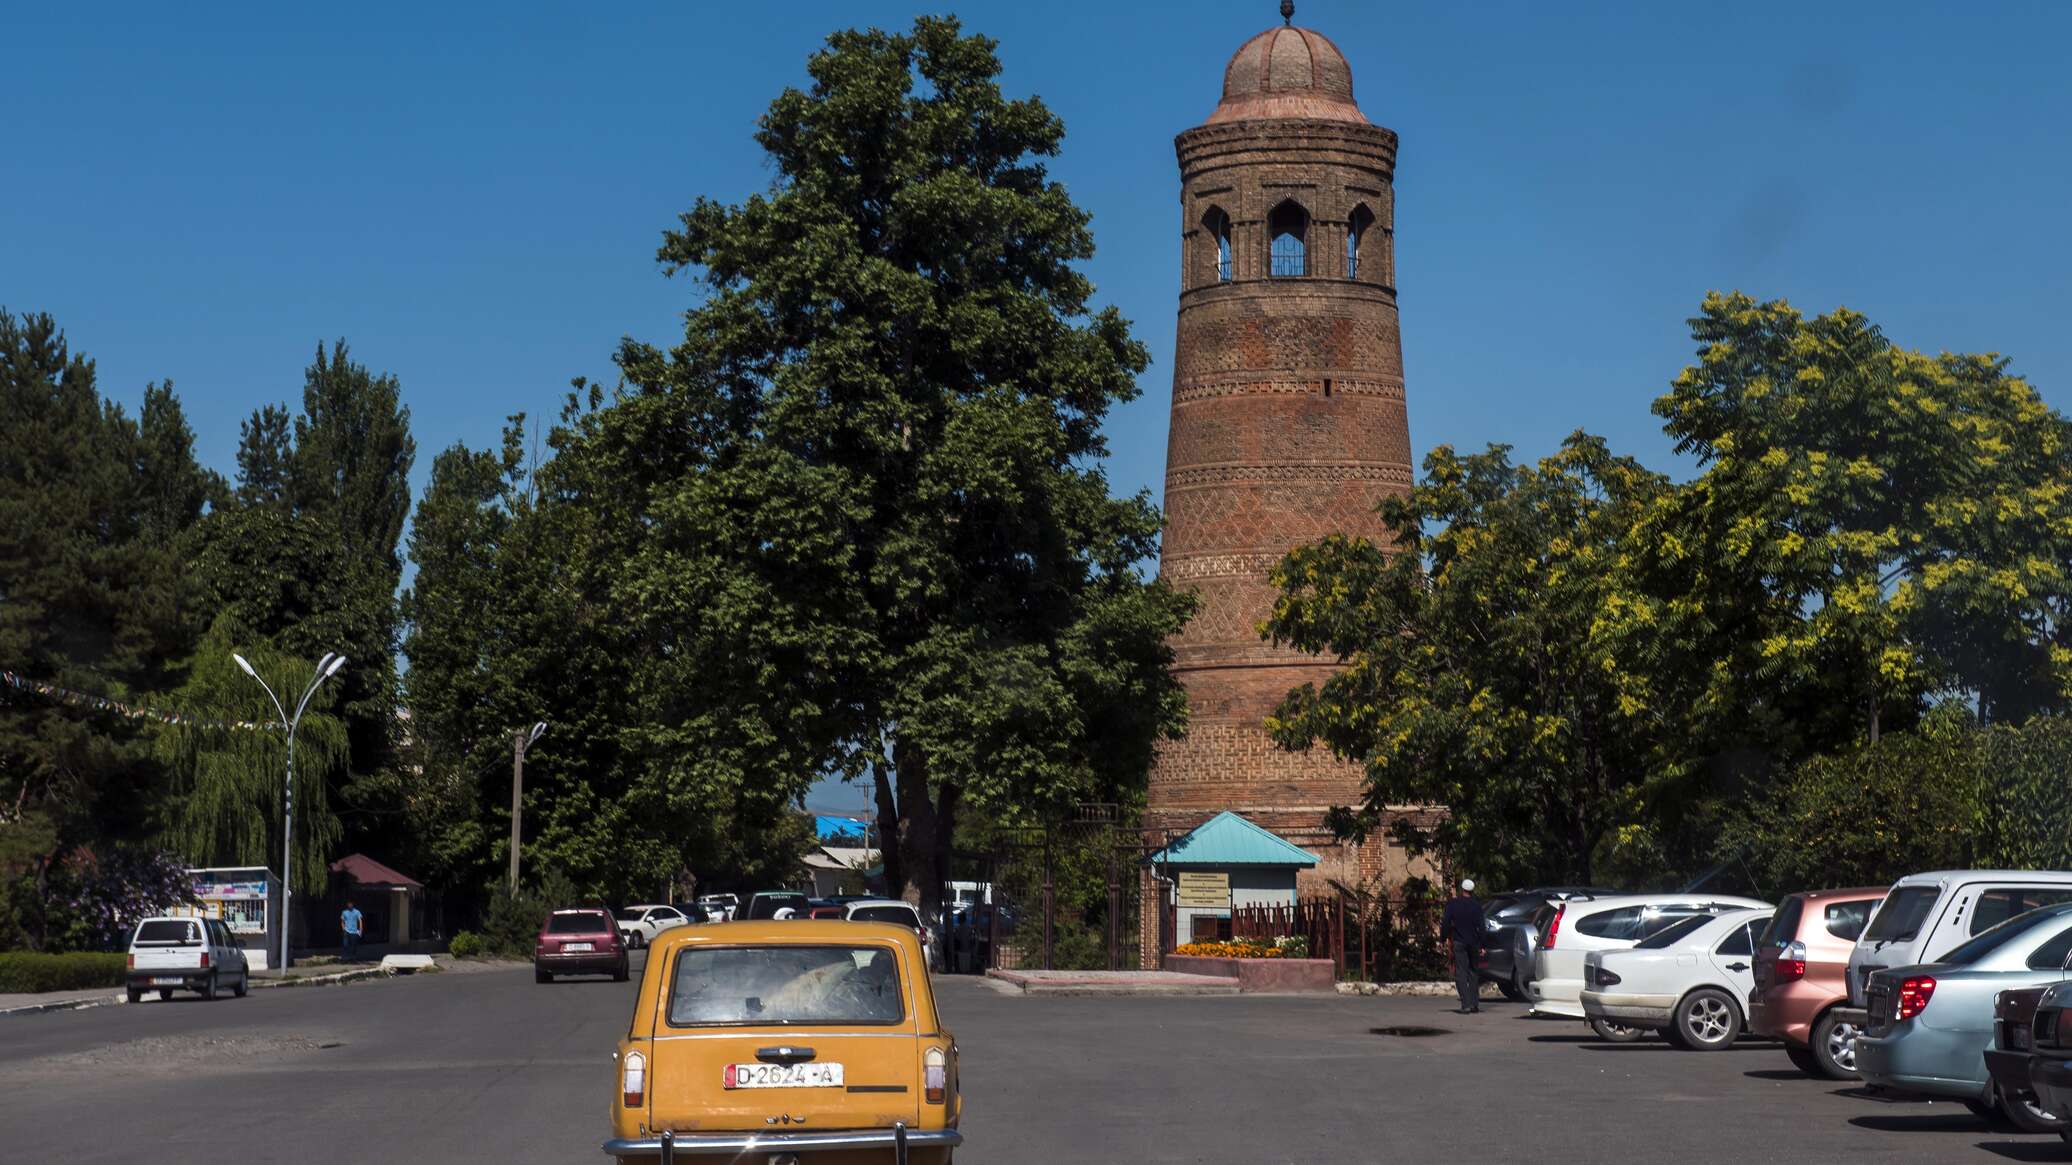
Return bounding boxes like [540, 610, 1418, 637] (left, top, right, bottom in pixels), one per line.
[1041, 837, 1054, 971]
[1105, 846, 1120, 971]
[986, 851, 1001, 971]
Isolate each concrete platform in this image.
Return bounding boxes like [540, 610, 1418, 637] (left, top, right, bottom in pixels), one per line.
[984, 969, 1241, 996]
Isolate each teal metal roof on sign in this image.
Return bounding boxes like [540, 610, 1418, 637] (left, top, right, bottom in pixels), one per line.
[1144, 811, 1320, 867]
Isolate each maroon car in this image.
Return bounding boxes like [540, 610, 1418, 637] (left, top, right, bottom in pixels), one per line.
[534, 908, 628, 983]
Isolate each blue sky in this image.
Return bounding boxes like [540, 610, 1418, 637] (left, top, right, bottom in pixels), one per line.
[8, 2, 2070, 816]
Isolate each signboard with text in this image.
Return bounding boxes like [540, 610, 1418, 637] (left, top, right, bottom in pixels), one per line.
[1176, 871, 1231, 909]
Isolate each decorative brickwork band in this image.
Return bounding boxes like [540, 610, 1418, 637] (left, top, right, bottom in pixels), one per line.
[1164, 462, 1412, 492]
[1172, 376, 1404, 405]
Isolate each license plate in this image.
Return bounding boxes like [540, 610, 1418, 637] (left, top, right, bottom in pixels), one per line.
[152, 977, 184, 986]
[563, 942, 593, 952]
[724, 1062, 844, 1089]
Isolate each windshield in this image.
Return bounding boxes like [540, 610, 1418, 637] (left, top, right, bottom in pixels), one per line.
[850, 905, 920, 928]
[134, 920, 199, 945]
[1940, 907, 2072, 967]
[1864, 886, 1938, 944]
[667, 945, 904, 1026]
[1635, 915, 1712, 950]
[546, 912, 608, 934]
[748, 895, 806, 920]
[1759, 897, 1806, 950]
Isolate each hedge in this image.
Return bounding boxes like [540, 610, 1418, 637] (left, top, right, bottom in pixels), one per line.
[0, 952, 129, 994]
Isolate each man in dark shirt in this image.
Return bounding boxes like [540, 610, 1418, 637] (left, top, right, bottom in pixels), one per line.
[1441, 879, 1486, 1014]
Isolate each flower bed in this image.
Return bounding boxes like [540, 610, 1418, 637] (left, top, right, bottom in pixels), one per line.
[1173, 936, 1308, 960]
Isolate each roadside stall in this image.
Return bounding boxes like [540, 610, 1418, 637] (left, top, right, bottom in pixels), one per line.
[1143, 811, 1318, 943]
[171, 866, 281, 970]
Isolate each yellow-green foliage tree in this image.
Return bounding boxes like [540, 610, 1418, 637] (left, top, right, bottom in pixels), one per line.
[1268, 293, 2072, 886]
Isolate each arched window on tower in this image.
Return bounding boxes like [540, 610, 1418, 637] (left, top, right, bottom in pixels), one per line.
[1347, 203, 1375, 281]
[1268, 200, 1308, 278]
[1202, 207, 1232, 283]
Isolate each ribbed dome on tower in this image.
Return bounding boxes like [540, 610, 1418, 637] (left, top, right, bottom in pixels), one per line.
[1207, 24, 1365, 124]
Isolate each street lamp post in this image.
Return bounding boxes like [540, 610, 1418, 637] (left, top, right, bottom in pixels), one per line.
[234, 650, 346, 972]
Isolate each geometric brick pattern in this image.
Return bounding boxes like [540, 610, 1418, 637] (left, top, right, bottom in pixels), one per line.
[1144, 18, 1434, 944]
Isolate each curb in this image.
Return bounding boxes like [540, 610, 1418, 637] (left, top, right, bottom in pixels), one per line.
[1, 964, 408, 1017]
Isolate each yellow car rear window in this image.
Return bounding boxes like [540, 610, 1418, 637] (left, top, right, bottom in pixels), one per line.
[668, 945, 903, 1027]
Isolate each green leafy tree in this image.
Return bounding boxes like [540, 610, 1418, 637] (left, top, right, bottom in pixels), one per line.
[153, 618, 347, 895]
[542, 17, 1190, 923]
[1263, 435, 1670, 886]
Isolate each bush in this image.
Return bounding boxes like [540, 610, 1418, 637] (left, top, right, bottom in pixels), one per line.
[0, 951, 128, 993]
[447, 930, 485, 959]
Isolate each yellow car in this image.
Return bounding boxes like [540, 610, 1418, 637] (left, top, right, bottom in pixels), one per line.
[605, 919, 961, 1163]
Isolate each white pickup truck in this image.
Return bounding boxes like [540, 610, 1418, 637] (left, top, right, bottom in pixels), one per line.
[126, 916, 251, 1003]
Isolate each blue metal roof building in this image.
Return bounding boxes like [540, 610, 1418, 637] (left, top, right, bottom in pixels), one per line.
[1145, 810, 1320, 868]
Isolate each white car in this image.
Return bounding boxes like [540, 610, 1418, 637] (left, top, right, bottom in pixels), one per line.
[1530, 893, 1770, 1026]
[126, 916, 250, 1003]
[843, 899, 939, 971]
[696, 893, 739, 921]
[614, 904, 698, 949]
[1581, 907, 1772, 1048]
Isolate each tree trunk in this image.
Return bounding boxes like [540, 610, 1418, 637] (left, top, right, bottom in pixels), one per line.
[891, 737, 939, 926]
[871, 754, 901, 897]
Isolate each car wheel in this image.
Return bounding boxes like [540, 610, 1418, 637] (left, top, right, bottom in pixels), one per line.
[1673, 988, 1741, 1051]
[1498, 977, 1529, 1003]
[201, 971, 218, 1001]
[1784, 1044, 1822, 1076]
[157, 988, 174, 1001]
[1998, 1084, 2063, 1134]
[233, 972, 249, 998]
[1589, 1017, 1648, 1043]
[614, 960, 629, 983]
[1964, 1098, 2001, 1125]
[1810, 1010, 1862, 1080]
[535, 967, 552, 984]
[126, 985, 142, 1004]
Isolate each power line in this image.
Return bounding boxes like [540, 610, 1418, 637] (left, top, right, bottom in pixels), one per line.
[1, 668, 277, 733]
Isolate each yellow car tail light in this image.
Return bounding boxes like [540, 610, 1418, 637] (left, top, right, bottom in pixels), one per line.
[924, 1047, 947, 1104]
[622, 1050, 646, 1108]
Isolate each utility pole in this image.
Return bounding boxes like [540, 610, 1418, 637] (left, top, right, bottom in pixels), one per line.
[509, 722, 547, 895]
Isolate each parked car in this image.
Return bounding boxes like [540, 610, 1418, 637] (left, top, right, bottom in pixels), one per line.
[1986, 983, 2056, 1127]
[1581, 908, 1771, 1048]
[1749, 886, 1887, 1079]
[126, 916, 250, 1003]
[1480, 887, 1615, 1002]
[745, 891, 811, 920]
[603, 919, 962, 1162]
[534, 908, 629, 983]
[1844, 871, 2072, 1008]
[2021, 981, 2072, 1131]
[1856, 900, 2072, 1132]
[844, 898, 939, 971]
[1529, 893, 1769, 1029]
[615, 904, 702, 950]
[695, 893, 739, 921]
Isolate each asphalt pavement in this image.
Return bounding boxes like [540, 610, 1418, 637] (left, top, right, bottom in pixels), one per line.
[0, 954, 2060, 1164]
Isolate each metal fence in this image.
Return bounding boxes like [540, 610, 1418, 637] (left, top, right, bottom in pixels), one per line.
[1226, 893, 1452, 983]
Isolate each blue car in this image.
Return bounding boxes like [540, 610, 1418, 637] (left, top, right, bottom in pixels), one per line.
[1857, 900, 2072, 1133]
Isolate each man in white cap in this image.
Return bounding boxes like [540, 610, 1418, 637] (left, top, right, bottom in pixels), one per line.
[1441, 877, 1486, 1014]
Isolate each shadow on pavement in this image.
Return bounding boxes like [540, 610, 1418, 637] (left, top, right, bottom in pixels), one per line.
[1976, 1141, 2069, 1162]
[1848, 1113, 1992, 1134]
[1744, 1069, 1813, 1080]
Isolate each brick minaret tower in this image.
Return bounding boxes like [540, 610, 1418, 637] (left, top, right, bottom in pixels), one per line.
[1146, 5, 1423, 908]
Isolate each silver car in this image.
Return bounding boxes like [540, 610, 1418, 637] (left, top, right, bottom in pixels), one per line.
[1856, 901, 2072, 1133]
